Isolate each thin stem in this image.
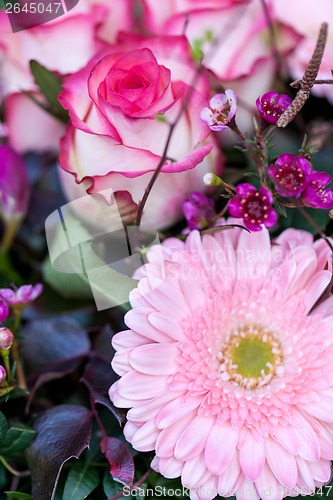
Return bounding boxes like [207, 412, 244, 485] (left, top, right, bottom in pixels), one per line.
[0, 455, 30, 477]
[259, 0, 282, 75]
[10, 313, 27, 390]
[135, 3, 249, 227]
[0, 219, 21, 253]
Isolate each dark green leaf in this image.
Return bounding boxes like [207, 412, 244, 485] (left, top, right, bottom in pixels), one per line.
[0, 424, 36, 455]
[103, 469, 124, 498]
[0, 411, 8, 441]
[62, 461, 99, 500]
[29, 60, 68, 121]
[5, 493, 31, 500]
[26, 405, 93, 500]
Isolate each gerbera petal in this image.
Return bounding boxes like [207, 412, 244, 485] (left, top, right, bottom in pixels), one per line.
[272, 424, 300, 455]
[156, 396, 202, 428]
[265, 438, 298, 488]
[181, 452, 210, 489]
[236, 476, 260, 500]
[157, 457, 183, 478]
[217, 450, 241, 497]
[205, 420, 238, 475]
[130, 419, 160, 451]
[307, 459, 332, 483]
[129, 343, 179, 375]
[255, 463, 284, 500]
[117, 371, 168, 400]
[175, 415, 215, 461]
[155, 413, 194, 458]
[239, 430, 265, 481]
[148, 312, 187, 341]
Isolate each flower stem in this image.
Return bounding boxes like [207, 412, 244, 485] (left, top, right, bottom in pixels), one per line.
[0, 219, 21, 253]
[10, 312, 27, 390]
[0, 455, 30, 477]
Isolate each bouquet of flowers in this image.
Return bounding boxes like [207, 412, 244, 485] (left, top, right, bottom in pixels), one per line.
[0, 0, 333, 499]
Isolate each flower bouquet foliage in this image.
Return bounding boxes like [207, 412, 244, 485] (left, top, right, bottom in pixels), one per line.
[1, 1, 333, 499]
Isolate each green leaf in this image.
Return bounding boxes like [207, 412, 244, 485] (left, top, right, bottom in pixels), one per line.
[0, 424, 36, 456]
[103, 469, 124, 498]
[29, 60, 68, 122]
[0, 412, 8, 441]
[62, 461, 99, 500]
[5, 493, 31, 500]
[42, 209, 137, 309]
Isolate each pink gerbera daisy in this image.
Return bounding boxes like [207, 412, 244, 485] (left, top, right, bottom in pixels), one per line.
[109, 223, 333, 500]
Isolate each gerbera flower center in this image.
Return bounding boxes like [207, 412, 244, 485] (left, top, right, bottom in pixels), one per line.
[221, 324, 283, 389]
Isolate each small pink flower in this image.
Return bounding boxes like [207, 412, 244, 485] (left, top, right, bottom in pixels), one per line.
[0, 366, 6, 384]
[268, 153, 312, 198]
[0, 327, 13, 350]
[256, 91, 292, 125]
[228, 183, 277, 231]
[109, 225, 333, 499]
[300, 171, 333, 209]
[200, 90, 237, 131]
[0, 284, 43, 306]
[182, 192, 216, 230]
[0, 302, 8, 323]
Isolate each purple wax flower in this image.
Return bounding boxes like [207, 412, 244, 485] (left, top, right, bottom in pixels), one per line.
[268, 153, 312, 198]
[0, 283, 43, 306]
[300, 172, 333, 209]
[0, 145, 30, 222]
[256, 91, 292, 125]
[0, 365, 6, 384]
[0, 301, 8, 323]
[183, 192, 216, 230]
[228, 183, 277, 231]
[200, 90, 237, 131]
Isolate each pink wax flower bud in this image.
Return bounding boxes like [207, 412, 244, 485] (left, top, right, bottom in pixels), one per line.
[0, 301, 8, 323]
[0, 145, 30, 222]
[0, 327, 13, 350]
[300, 172, 333, 209]
[228, 183, 277, 231]
[200, 90, 237, 131]
[0, 365, 6, 383]
[0, 283, 43, 307]
[268, 153, 312, 198]
[256, 91, 292, 125]
[183, 192, 217, 230]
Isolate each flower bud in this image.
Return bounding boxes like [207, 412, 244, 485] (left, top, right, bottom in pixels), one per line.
[0, 327, 14, 350]
[0, 365, 6, 383]
[0, 145, 30, 223]
[203, 173, 223, 187]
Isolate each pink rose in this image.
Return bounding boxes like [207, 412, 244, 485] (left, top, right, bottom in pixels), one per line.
[141, 0, 299, 133]
[0, 0, 134, 152]
[273, 0, 333, 103]
[58, 34, 221, 230]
